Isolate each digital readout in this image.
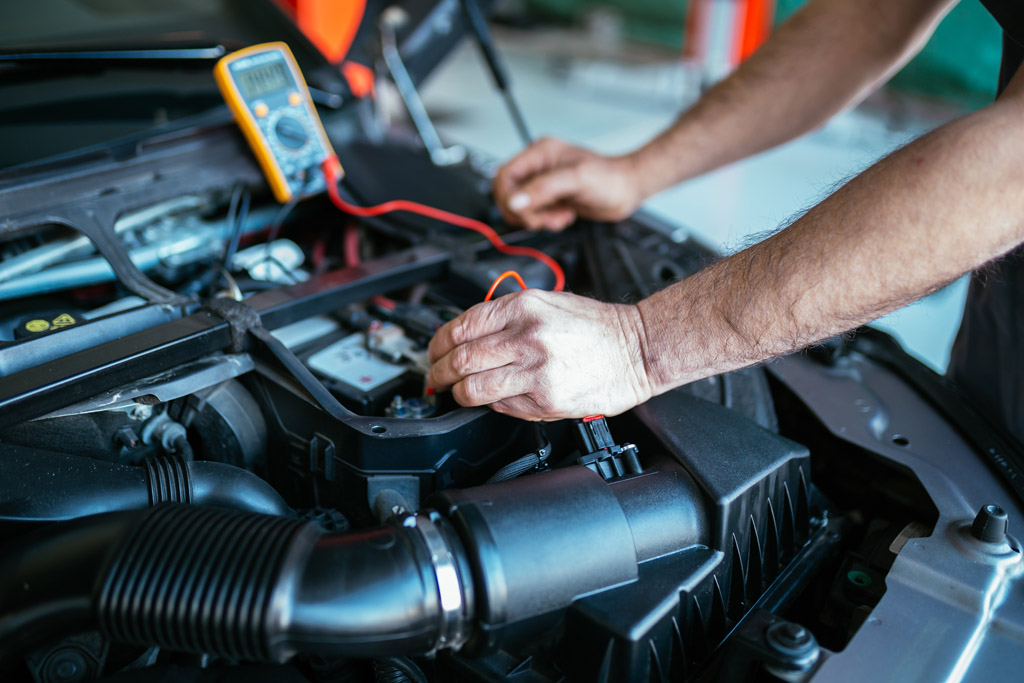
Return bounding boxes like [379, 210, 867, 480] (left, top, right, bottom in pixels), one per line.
[237, 62, 290, 99]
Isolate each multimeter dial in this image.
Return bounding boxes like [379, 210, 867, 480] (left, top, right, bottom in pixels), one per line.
[266, 107, 312, 155]
[274, 115, 309, 149]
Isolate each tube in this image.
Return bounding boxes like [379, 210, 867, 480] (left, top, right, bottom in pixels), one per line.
[0, 462, 708, 664]
[0, 446, 291, 523]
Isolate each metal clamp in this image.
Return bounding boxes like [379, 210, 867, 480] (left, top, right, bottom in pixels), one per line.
[405, 512, 471, 651]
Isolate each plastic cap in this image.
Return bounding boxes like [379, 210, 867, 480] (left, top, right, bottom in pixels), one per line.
[971, 504, 1008, 543]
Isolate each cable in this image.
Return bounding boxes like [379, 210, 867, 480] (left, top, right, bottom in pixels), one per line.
[223, 189, 250, 269]
[484, 269, 526, 302]
[321, 157, 564, 292]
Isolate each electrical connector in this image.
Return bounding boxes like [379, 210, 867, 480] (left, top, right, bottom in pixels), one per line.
[572, 415, 642, 481]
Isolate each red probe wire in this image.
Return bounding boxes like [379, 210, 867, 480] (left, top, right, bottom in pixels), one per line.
[484, 270, 527, 302]
[321, 157, 565, 292]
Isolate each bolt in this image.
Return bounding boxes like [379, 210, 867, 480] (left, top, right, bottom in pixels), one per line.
[44, 650, 88, 682]
[766, 620, 816, 656]
[129, 404, 153, 421]
[971, 504, 1008, 544]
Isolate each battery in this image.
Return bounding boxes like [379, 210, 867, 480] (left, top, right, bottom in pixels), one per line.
[304, 332, 416, 416]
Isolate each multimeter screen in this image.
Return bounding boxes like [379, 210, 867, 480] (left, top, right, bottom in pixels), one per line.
[237, 62, 290, 99]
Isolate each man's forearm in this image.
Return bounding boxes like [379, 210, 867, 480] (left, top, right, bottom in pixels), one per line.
[626, 0, 956, 198]
[635, 85, 1024, 393]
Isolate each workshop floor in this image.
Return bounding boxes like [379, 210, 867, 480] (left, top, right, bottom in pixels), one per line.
[419, 26, 971, 373]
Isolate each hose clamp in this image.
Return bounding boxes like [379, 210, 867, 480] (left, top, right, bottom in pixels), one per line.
[406, 513, 470, 651]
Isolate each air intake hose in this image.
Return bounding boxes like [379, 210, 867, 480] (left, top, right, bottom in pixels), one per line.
[0, 445, 291, 522]
[0, 460, 706, 663]
[0, 504, 475, 663]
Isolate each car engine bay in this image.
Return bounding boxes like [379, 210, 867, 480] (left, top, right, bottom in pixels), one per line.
[3, 2, 1024, 682]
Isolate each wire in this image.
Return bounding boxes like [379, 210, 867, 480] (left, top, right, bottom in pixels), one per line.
[223, 189, 250, 269]
[320, 156, 565, 292]
[484, 269, 526, 302]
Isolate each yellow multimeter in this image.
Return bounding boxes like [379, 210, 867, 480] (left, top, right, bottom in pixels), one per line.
[214, 42, 339, 203]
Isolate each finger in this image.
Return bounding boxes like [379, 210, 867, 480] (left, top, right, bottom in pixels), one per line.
[493, 139, 573, 221]
[427, 298, 515, 364]
[525, 206, 577, 233]
[451, 365, 532, 407]
[427, 330, 517, 391]
[509, 168, 581, 228]
[493, 137, 566, 200]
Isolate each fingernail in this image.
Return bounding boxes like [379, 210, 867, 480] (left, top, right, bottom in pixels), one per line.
[508, 193, 531, 211]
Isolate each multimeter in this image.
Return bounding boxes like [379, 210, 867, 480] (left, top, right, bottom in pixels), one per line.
[214, 42, 339, 203]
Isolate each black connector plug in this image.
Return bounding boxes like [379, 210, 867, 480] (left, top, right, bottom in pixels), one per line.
[573, 415, 642, 481]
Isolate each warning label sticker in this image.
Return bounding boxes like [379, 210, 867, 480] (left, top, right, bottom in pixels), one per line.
[307, 333, 405, 391]
[51, 313, 77, 328]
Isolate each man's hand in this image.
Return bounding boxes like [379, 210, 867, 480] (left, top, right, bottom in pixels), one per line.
[427, 289, 652, 421]
[493, 138, 643, 232]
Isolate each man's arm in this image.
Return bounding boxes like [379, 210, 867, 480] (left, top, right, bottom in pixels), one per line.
[494, 0, 957, 231]
[428, 67, 1024, 421]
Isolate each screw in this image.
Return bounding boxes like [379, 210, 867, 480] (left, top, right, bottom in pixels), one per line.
[971, 504, 1008, 544]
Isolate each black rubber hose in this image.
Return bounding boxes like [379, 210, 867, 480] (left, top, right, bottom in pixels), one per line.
[0, 511, 139, 658]
[0, 504, 472, 663]
[0, 445, 291, 523]
[0, 463, 708, 665]
[171, 433, 195, 462]
[375, 657, 427, 683]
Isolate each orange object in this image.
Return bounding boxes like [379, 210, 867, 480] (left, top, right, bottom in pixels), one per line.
[293, 0, 365, 63]
[342, 62, 376, 99]
[484, 271, 527, 302]
[684, 0, 775, 76]
[735, 0, 775, 62]
[321, 157, 565, 292]
[254, 102, 269, 118]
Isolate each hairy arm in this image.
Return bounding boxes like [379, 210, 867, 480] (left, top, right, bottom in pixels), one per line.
[495, 0, 957, 229]
[628, 0, 958, 196]
[429, 68, 1024, 420]
[637, 68, 1024, 394]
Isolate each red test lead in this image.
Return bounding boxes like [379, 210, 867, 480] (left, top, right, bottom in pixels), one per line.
[320, 156, 565, 292]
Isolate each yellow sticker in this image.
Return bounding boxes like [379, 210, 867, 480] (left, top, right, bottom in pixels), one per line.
[25, 319, 50, 333]
[51, 313, 76, 328]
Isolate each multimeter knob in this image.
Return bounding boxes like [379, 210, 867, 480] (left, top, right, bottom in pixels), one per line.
[274, 116, 308, 149]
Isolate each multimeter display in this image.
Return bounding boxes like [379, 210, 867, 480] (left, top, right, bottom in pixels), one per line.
[236, 62, 290, 99]
[214, 42, 338, 203]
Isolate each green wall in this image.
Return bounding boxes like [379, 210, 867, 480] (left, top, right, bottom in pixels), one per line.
[527, 0, 1003, 106]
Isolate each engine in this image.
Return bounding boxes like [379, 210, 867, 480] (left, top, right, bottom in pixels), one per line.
[0, 121, 941, 683]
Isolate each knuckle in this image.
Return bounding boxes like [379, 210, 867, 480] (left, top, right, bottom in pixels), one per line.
[451, 345, 473, 376]
[449, 315, 472, 346]
[517, 288, 543, 307]
[459, 375, 486, 406]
